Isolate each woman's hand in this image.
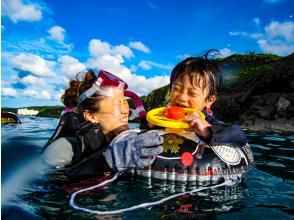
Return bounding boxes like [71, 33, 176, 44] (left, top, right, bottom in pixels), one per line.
[103, 131, 163, 172]
[184, 112, 212, 139]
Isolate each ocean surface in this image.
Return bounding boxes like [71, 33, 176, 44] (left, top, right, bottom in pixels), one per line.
[1, 116, 294, 219]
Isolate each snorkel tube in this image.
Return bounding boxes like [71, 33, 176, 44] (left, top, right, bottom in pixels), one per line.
[124, 90, 146, 120]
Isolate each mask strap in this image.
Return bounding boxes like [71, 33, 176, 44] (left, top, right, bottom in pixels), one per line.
[77, 79, 110, 106]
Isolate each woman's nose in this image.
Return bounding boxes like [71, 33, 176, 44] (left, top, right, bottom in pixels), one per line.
[121, 103, 129, 114]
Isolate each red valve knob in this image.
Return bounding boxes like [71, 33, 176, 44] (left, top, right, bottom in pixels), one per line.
[165, 106, 185, 120]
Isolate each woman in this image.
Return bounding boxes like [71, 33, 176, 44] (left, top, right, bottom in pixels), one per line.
[42, 70, 163, 177]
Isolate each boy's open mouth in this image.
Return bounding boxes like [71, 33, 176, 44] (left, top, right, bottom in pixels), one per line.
[174, 104, 189, 108]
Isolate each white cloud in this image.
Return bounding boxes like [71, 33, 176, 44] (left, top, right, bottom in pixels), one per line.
[128, 41, 150, 53]
[230, 21, 294, 43]
[89, 39, 113, 57]
[113, 45, 134, 58]
[2, 37, 73, 59]
[127, 75, 170, 96]
[253, 17, 260, 26]
[12, 53, 56, 77]
[257, 21, 294, 55]
[138, 61, 152, 70]
[40, 90, 52, 100]
[87, 39, 134, 79]
[230, 20, 294, 56]
[48, 26, 66, 43]
[257, 39, 294, 56]
[229, 31, 248, 36]
[58, 55, 86, 78]
[138, 60, 173, 70]
[23, 89, 38, 97]
[249, 33, 264, 39]
[23, 89, 51, 100]
[1, 88, 17, 97]
[130, 65, 138, 73]
[218, 48, 235, 58]
[176, 54, 191, 60]
[2, 0, 42, 23]
[47, 26, 73, 51]
[229, 31, 262, 39]
[21, 75, 46, 87]
[86, 38, 170, 96]
[4, 33, 170, 103]
[53, 89, 64, 101]
[265, 21, 294, 41]
[0, 61, 19, 87]
[86, 55, 170, 96]
[89, 39, 134, 59]
[86, 54, 130, 76]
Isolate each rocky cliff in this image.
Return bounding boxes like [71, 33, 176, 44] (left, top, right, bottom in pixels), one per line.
[143, 53, 294, 132]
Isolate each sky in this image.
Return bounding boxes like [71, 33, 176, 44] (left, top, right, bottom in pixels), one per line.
[1, 0, 294, 108]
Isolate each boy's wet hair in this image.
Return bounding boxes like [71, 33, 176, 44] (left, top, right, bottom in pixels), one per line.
[170, 50, 222, 100]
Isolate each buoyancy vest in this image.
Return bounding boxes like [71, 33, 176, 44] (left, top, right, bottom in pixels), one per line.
[42, 110, 112, 177]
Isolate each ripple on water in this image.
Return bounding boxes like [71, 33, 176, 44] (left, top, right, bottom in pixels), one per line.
[273, 155, 294, 162]
[278, 147, 294, 151]
[286, 135, 294, 140]
[253, 152, 262, 157]
[262, 136, 287, 142]
[266, 143, 281, 147]
[250, 144, 271, 150]
[247, 133, 261, 137]
[266, 161, 286, 168]
[2, 117, 294, 219]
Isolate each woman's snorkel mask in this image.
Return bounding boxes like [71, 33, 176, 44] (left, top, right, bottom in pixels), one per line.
[77, 70, 128, 106]
[76, 70, 146, 119]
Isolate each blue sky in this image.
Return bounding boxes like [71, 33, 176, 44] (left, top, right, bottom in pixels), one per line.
[1, 0, 294, 107]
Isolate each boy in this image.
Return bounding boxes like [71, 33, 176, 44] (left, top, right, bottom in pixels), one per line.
[169, 53, 247, 147]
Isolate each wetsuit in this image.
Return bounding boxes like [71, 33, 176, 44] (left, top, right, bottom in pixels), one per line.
[42, 110, 112, 177]
[203, 110, 248, 148]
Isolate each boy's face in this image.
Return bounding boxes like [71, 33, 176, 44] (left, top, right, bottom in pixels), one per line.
[170, 73, 216, 111]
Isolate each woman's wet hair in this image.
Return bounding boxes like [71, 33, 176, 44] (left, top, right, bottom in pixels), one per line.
[61, 69, 103, 112]
[170, 50, 222, 100]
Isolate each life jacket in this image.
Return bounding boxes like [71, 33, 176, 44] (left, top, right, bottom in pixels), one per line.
[42, 110, 111, 177]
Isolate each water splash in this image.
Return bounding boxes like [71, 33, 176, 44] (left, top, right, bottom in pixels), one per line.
[2, 157, 51, 203]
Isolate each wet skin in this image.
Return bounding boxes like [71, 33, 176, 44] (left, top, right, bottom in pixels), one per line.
[170, 73, 216, 138]
[85, 88, 130, 139]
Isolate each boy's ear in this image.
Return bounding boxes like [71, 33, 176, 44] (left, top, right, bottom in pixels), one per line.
[83, 111, 98, 123]
[206, 95, 216, 108]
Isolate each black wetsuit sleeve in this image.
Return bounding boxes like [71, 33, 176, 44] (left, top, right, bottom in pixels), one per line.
[41, 115, 66, 153]
[41, 111, 82, 153]
[66, 122, 115, 177]
[139, 116, 150, 129]
[66, 150, 113, 177]
[202, 114, 248, 147]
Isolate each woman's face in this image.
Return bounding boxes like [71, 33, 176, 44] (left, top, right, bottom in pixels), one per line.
[92, 88, 129, 136]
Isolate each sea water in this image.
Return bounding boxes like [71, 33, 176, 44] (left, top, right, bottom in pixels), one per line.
[1, 116, 294, 219]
